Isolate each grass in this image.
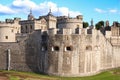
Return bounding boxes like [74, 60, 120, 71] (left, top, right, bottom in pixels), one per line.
[9, 76, 20, 80]
[0, 70, 58, 80]
[0, 68, 120, 80]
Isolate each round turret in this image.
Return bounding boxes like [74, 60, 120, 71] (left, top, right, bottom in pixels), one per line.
[57, 15, 83, 31]
[0, 26, 16, 42]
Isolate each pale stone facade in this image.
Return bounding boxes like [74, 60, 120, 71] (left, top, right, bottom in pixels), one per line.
[0, 27, 16, 42]
[57, 15, 83, 30]
[20, 18, 47, 33]
[0, 18, 20, 42]
[20, 10, 56, 34]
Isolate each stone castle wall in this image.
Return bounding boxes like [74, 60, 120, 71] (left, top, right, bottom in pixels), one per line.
[0, 30, 42, 73]
[0, 29, 120, 77]
[44, 28, 120, 77]
[0, 13, 120, 77]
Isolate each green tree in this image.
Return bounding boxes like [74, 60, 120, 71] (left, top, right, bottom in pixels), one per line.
[83, 22, 89, 28]
[99, 21, 104, 26]
[95, 21, 104, 30]
[95, 23, 101, 30]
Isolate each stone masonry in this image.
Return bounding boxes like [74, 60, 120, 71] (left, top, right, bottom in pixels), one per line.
[0, 10, 120, 77]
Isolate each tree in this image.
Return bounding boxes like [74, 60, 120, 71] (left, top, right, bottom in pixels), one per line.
[95, 23, 101, 30]
[95, 21, 104, 30]
[99, 21, 104, 26]
[83, 22, 89, 28]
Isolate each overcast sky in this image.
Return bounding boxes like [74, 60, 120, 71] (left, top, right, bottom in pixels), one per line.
[0, 0, 120, 25]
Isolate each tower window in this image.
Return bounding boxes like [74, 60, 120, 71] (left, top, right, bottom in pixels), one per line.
[5, 36, 8, 39]
[65, 46, 73, 51]
[52, 46, 59, 51]
[67, 47, 71, 51]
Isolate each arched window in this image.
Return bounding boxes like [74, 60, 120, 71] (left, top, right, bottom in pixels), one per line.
[52, 46, 59, 51]
[65, 46, 73, 51]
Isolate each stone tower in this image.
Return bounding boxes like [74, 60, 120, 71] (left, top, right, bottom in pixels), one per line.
[57, 15, 83, 30]
[28, 9, 34, 20]
[45, 9, 57, 29]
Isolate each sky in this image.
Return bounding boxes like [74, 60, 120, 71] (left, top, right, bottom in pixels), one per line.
[0, 0, 120, 25]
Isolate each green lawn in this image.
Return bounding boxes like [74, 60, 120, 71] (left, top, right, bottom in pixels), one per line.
[0, 68, 120, 80]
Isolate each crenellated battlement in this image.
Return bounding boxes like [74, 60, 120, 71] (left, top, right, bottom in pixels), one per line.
[57, 15, 83, 29]
[0, 17, 21, 27]
[47, 28, 95, 35]
[57, 17, 82, 23]
[57, 15, 83, 23]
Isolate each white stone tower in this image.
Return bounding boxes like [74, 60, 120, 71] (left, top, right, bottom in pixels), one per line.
[45, 9, 57, 29]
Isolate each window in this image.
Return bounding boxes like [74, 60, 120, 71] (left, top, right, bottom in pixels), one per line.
[11, 29, 14, 32]
[66, 47, 72, 51]
[21, 26, 23, 33]
[75, 28, 79, 34]
[86, 46, 92, 51]
[54, 46, 59, 51]
[30, 25, 32, 29]
[30, 25, 33, 32]
[65, 46, 73, 51]
[52, 46, 59, 51]
[5, 36, 8, 39]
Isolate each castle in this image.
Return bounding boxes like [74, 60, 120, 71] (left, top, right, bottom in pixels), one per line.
[0, 9, 120, 77]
